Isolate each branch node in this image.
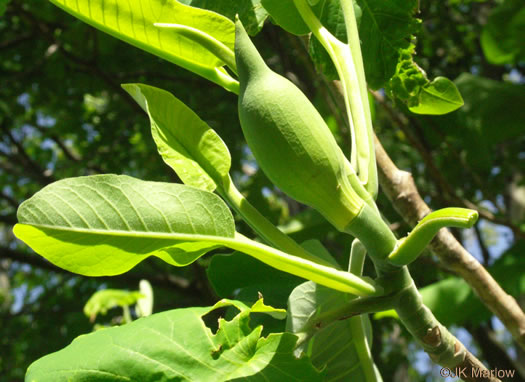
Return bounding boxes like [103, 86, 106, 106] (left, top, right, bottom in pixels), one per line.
[423, 326, 442, 347]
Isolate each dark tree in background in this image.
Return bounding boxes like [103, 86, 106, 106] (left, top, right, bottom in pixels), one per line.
[1, 0, 524, 380]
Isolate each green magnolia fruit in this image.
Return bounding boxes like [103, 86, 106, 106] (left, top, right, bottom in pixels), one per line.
[235, 19, 364, 231]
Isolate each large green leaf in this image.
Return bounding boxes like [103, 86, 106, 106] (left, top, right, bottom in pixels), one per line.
[208, 251, 302, 301]
[481, 0, 525, 65]
[287, 282, 381, 381]
[122, 83, 231, 192]
[285, 0, 419, 89]
[13, 174, 235, 276]
[49, 0, 238, 91]
[26, 299, 323, 381]
[14, 175, 378, 295]
[357, 0, 420, 89]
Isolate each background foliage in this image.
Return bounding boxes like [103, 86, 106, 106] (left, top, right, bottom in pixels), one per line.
[1, 0, 524, 380]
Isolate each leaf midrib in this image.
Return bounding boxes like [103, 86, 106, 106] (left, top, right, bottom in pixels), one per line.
[15, 223, 236, 243]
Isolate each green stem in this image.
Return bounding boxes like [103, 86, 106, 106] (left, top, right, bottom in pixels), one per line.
[20, 222, 377, 296]
[388, 208, 479, 266]
[349, 317, 381, 382]
[343, 206, 471, 367]
[348, 239, 384, 382]
[220, 177, 339, 268]
[213, 67, 239, 94]
[340, 0, 378, 198]
[346, 160, 380, 214]
[293, 0, 376, 197]
[154, 23, 237, 75]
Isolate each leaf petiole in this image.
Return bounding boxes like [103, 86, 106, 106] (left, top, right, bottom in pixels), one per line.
[220, 177, 340, 268]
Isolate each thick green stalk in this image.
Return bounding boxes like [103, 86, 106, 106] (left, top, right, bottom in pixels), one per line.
[390, 268, 465, 367]
[348, 238, 367, 274]
[345, 204, 398, 275]
[344, 207, 475, 369]
[349, 239, 384, 382]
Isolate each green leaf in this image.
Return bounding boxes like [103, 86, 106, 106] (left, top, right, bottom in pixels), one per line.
[287, 282, 381, 381]
[14, 174, 235, 276]
[409, 77, 464, 115]
[122, 83, 231, 192]
[49, 0, 239, 92]
[180, 0, 269, 35]
[260, 0, 327, 35]
[26, 299, 323, 381]
[207, 251, 300, 336]
[207, 251, 302, 300]
[357, 0, 420, 89]
[481, 0, 525, 65]
[298, 0, 419, 89]
[387, 45, 463, 115]
[84, 289, 144, 321]
[207, 240, 337, 304]
[14, 175, 379, 295]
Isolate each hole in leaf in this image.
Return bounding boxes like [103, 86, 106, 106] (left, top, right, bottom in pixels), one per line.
[201, 307, 227, 335]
